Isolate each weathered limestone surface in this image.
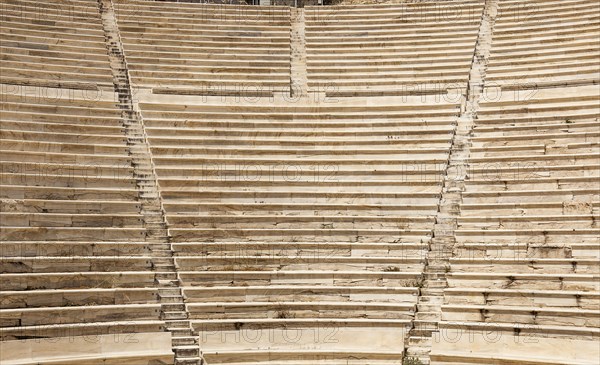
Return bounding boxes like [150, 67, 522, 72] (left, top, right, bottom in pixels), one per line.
[304, 0, 485, 97]
[113, 0, 292, 95]
[486, 0, 600, 89]
[0, 0, 114, 90]
[430, 334, 600, 365]
[1, 1, 599, 365]
[138, 92, 459, 364]
[0, 332, 174, 365]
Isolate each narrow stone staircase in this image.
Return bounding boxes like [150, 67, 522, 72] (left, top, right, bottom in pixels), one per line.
[97, 0, 201, 364]
[290, 7, 308, 98]
[404, 0, 499, 363]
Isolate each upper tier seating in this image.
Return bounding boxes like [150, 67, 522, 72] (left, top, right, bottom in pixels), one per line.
[113, 0, 291, 96]
[432, 85, 600, 363]
[0, 0, 113, 90]
[304, 0, 484, 97]
[0, 89, 165, 341]
[487, 0, 600, 89]
[139, 95, 461, 364]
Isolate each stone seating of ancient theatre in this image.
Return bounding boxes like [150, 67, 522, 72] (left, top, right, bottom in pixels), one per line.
[0, 89, 172, 364]
[1, 0, 600, 364]
[0, 0, 114, 90]
[430, 85, 600, 364]
[486, 0, 600, 89]
[135, 93, 462, 363]
[303, 0, 484, 97]
[113, 0, 291, 96]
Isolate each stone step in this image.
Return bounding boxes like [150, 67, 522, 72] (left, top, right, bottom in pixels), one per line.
[174, 346, 200, 358]
[420, 288, 444, 296]
[147, 228, 169, 235]
[146, 236, 173, 242]
[154, 264, 176, 271]
[146, 222, 167, 228]
[143, 210, 164, 216]
[166, 320, 191, 329]
[163, 303, 186, 312]
[168, 328, 195, 337]
[148, 238, 171, 244]
[163, 311, 189, 320]
[418, 296, 444, 304]
[145, 219, 166, 224]
[159, 295, 183, 303]
[425, 280, 447, 289]
[159, 287, 180, 295]
[151, 245, 171, 251]
[404, 353, 430, 365]
[408, 336, 432, 347]
[172, 336, 198, 347]
[157, 279, 179, 286]
[153, 258, 174, 264]
[414, 311, 440, 321]
[410, 326, 437, 337]
[417, 303, 440, 312]
[413, 319, 438, 329]
[152, 249, 174, 256]
[156, 272, 177, 280]
[406, 346, 431, 356]
[424, 273, 445, 280]
[175, 357, 202, 365]
[425, 266, 448, 273]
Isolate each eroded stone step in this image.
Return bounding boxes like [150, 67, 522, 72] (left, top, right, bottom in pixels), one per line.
[175, 357, 202, 365]
[163, 311, 189, 320]
[174, 346, 200, 358]
[172, 336, 198, 347]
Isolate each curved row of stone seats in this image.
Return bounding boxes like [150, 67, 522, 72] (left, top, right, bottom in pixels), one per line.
[430, 334, 599, 365]
[138, 95, 458, 363]
[0, 287, 164, 340]
[0, 0, 113, 90]
[194, 318, 410, 364]
[0, 333, 174, 365]
[113, 0, 291, 96]
[0, 89, 167, 343]
[487, 0, 600, 89]
[304, 0, 484, 97]
[438, 85, 600, 359]
[202, 350, 405, 365]
[0, 253, 167, 340]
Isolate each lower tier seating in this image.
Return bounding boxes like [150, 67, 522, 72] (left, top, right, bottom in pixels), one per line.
[0, 332, 174, 365]
[430, 333, 599, 365]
